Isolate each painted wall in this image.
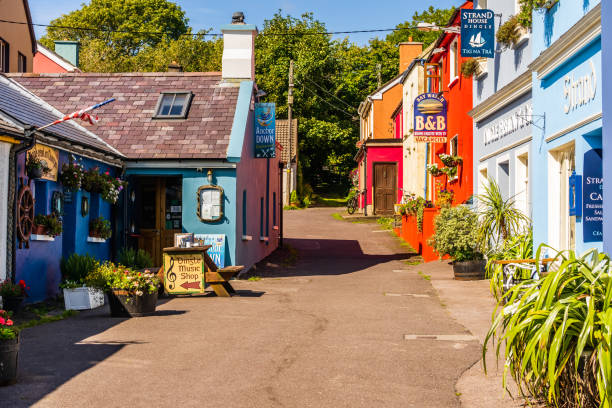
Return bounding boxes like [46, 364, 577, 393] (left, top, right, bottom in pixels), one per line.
[531, 21, 602, 253]
[473, 0, 532, 102]
[15, 149, 118, 303]
[0, 142, 11, 281]
[371, 84, 403, 140]
[0, 0, 34, 72]
[360, 145, 403, 208]
[429, 2, 474, 205]
[531, 0, 601, 58]
[602, 0, 612, 253]
[33, 52, 69, 74]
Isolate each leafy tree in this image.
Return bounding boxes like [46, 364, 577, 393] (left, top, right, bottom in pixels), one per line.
[385, 6, 457, 47]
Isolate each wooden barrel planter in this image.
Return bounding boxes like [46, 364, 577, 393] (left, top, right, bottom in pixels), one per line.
[108, 289, 158, 317]
[452, 260, 486, 281]
[0, 334, 19, 386]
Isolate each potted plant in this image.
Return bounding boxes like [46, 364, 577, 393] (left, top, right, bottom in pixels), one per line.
[496, 16, 524, 49]
[460, 59, 481, 78]
[438, 154, 462, 168]
[60, 254, 104, 310]
[33, 214, 62, 237]
[427, 163, 443, 177]
[436, 183, 454, 209]
[25, 153, 50, 180]
[429, 206, 485, 280]
[0, 309, 19, 385]
[83, 167, 127, 204]
[60, 159, 85, 192]
[0, 280, 28, 315]
[86, 262, 160, 317]
[440, 166, 458, 179]
[89, 217, 112, 239]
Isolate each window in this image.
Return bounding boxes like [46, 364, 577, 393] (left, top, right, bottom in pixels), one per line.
[273, 192, 277, 226]
[450, 135, 459, 157]
[0, 38, 8, 73]
[515, 151, 529, 218]
[242, 190, 247, 236]
[17, 53, 26, 73]
[449, 39, 459, 81]
[154, 92, 193, 118]
[259, 197, 264, 238]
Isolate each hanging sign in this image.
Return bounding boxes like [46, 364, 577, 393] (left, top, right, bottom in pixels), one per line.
[254, 102, 276, 158]
[413, 93, 447, 143]
[28, 144, 59, 181]
[163, 249, 206, 295]
[460, 9, 495, 58]
[194, 234, 225, 268]
[582, 149, 603, 242]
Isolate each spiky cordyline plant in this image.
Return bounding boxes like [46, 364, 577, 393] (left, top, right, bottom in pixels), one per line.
[477, 178, 531, 251]
[485, 231, 534, 300]
[484, 245, 612, 408]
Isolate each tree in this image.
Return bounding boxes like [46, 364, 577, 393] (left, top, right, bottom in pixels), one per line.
[385, 6, 457, 48]
[39, 0, 222, 72]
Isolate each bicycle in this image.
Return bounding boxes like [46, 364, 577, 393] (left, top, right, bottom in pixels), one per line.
[346, 189, 364, 215]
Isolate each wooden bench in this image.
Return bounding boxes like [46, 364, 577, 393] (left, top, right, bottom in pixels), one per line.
[204, 255, 244, 297]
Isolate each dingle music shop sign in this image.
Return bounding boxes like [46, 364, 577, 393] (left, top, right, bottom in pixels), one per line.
[163, 250, 206, 295]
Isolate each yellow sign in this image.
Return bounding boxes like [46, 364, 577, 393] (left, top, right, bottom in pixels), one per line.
[28, 144, 59, 181]
[163, 251, 206, 295]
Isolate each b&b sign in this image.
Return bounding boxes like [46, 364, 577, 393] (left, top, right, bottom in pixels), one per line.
[461, 9, 495, 58]
[413, 93, 447, 143]
[254, 102, 276, 158]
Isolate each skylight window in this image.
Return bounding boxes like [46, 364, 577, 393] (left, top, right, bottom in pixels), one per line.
[154, 92, 193, 118]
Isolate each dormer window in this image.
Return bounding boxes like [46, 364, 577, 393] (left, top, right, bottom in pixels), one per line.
[154, 92, 193, 119]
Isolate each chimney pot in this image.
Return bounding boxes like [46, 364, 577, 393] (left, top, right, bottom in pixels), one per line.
[221, 13, 257, 81]
[168, 61, 183, 72]
[232, 12, 245, 24]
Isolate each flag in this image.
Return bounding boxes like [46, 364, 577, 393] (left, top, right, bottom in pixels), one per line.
[36, 98, 115, 132]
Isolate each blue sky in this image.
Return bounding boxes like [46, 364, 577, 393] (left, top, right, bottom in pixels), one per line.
[29, 0, 460, 45]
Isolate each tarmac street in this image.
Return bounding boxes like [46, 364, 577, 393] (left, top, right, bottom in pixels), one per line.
[0, 208, 483, 407]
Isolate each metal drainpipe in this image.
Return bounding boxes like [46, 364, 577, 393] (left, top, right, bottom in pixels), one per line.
[10, 127, 36, 282]
[424, 142, 429, 199]
[279, 161, 284, 248]
[119, 163, 127, 262]
[363, 145, 368, 217]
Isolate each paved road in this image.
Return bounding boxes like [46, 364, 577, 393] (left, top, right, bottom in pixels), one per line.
[1, 208, 481, 407]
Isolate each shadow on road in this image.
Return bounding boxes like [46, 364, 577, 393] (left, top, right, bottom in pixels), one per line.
[0, 302, 187, 406]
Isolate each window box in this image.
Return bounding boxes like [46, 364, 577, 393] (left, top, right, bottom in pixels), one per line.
[31, 234, 55, 241]
[63, 287, 105, 310]
[87, 236, 107, 243]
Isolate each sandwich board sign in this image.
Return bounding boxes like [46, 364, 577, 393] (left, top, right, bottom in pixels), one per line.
[461, 9, 495, 58]
[163, 248, 206, 295]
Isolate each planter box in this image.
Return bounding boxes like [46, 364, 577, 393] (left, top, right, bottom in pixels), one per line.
[0, 334, 19, 386]
[86, 236, 107, 243]
[63, 287, 105, 310]
[108, 289, 158, 317]
[452, 260, 486, 281]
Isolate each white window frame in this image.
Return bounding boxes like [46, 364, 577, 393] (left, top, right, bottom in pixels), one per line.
[449, 39, 459, 85]
[478, 163, 489, 197]
[514, 146, 529, 219]
[153, 91, 194, 119]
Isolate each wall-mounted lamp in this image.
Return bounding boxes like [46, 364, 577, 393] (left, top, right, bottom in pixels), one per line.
[130, 190, 136, 203]
[207, 169, 213, 184]
[81, 196, 89, 217]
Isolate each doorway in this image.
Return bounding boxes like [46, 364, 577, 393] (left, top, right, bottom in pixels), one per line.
[134, 177, 183, 265]
[548, 143, 575, 251]
[373, 163, 397, 215]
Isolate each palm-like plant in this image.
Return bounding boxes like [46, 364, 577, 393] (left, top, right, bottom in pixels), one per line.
[477, 178, 531, 251]
[486, 232, 533, 299]
[485, 245, 612, 408]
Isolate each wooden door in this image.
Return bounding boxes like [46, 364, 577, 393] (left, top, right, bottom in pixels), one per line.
[374, 163, 396, 215]
[137, 178, 183, 266]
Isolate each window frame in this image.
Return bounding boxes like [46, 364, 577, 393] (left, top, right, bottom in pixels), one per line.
[0, 37, 9, 73]
[17, 52, 26, 73]
[153, 91, 194, 119]
[449, 38, 459, 83]
[450, 134, 459, 157]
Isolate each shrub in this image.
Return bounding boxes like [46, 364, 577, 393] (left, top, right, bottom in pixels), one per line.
[430, 206, 482, 262]
[0, 280, 29, 298]
[496, 16, 521, 48]
[485, 232, 533, 299]
[461, 59, 481, 78]
[86, 262, 159, 296]
[118, 248, 154, 270]
[60, 253, 99, 288]
[485, 246, 612, 407]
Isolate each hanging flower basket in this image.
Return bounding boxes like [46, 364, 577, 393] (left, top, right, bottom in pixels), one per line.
[60, 160, 85, 192]
[439, 154, 463, 168]
[427, 164, 443, 177]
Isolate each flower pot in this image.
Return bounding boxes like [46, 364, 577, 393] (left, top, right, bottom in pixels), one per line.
[32, 224, 48, 235]
[0, 334, 19, 386]
[28, 167, 43, 179]
[108, 289, 157, 317]
[452, 260, 486, 281]
[2, 297, 24, 315]
[63, 287, 105, 310]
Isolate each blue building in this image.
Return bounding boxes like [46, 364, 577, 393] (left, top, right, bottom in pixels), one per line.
[12, 16, 282, 288]
[0, 74, 124, 302]
[470, 0, 533, 220]
[602, 1, 612, 253]
[530, 1, 602, 253]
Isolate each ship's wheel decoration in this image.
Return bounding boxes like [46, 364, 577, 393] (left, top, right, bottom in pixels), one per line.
[17, 179, 34, 249]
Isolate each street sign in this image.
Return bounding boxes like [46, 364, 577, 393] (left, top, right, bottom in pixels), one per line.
[460, 9, 495, 58]
[163, 248, 207, 295]
[413, 93, 447, 143]
[254, 102, 276, 158]
[583, 149, 603, 242]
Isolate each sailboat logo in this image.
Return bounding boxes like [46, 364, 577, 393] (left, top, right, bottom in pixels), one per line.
[469, 32, 486, 48]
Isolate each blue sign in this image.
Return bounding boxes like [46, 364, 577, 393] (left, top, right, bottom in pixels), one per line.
[461, 9, 495, 58]
[194, 234, 226, 268]
[413, 93, 447, 143]
[569, 171, 582, 217]
[254, 102, 276, 158]
[582, 149, 603, 242]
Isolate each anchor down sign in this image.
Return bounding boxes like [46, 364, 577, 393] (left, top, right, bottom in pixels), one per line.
[461, 9, 494, 58]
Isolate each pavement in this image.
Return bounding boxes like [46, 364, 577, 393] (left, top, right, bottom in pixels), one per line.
[0, 207, 516, 407]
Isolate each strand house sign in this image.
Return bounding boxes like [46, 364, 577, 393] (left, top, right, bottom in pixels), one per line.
[461, 9, 495, 58]
[414, 93, 447, 143]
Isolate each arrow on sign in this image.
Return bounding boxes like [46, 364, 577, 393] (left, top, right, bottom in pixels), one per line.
[180, 281, 201, 290]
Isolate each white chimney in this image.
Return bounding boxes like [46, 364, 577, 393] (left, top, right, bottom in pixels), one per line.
[221, 12, 257, 81]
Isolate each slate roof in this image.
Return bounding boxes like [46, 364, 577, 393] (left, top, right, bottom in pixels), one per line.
[276, 119, 297, 163]
[0, 74, 122, 156]
[9, 72, 240, 160]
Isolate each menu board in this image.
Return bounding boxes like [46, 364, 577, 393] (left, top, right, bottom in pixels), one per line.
[198, 187, 222, 222]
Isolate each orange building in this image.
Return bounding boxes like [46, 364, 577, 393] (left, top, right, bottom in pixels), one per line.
[0, 0, 36, 73]
[355, 42, 423, 215]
